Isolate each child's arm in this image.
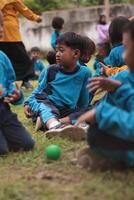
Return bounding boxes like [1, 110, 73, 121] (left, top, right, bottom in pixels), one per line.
[87, 77, 122, 93]
[77, 69, 93, 108]
[14, 1, 42, 22]
[95, 101, 134, 141]
[4, 83, 24, 105]
[24, 68, 48, 107]
[75, 109, 96, 126]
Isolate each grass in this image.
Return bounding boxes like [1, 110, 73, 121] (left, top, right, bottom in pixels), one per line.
[0, 81, 134, 200]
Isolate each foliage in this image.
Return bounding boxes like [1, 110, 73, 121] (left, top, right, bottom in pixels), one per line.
[24, 0, 129, 13]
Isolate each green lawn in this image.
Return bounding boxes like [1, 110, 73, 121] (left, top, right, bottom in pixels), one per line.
[0, 83, 134, 200]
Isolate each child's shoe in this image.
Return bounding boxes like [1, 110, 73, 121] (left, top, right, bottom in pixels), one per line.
[72, 146, 115, 170]
[72, 146, 127, 171]
[45, 124, 86, 141]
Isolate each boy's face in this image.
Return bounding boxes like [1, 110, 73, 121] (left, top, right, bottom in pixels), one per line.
[56, 44, 80, 68]
[123, 32, 134, 72]
[0, 11, 3, 39]
[31, 51, 40, 60]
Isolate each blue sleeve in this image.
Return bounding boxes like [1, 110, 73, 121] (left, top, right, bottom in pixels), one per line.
[2, 52, 16, 94]
[96, 84, 134, 141]
[24, 69, 48, 105]
[96, 102, 134, 142]
[38, 68, 47, 83]
[0, 51, 24, 105]
[104, 47, 125, 67]
[77, 69, 93, 108]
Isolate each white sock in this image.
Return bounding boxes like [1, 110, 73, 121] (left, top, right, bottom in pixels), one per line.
[48, 121, 60, 130]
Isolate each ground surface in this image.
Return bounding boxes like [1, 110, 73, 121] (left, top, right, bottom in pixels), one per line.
[1, 76, 134, 200]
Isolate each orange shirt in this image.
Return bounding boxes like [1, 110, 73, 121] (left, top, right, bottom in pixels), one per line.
[0, 0, 41, 42]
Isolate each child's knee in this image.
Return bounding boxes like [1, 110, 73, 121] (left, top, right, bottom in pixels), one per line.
[23, 138, 35, 151]
[0, 146, 9, 155]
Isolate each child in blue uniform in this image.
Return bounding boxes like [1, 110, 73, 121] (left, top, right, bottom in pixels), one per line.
[0, 11, 34, 154]
[79, 36, 96, 67]
[94, 42, 111, 76]
[24, 32, 92, 140]
[51, 17, 64, 50]
[30, 47, 45, 80]
[75, 21, 134, 169]
[95, 16, 129, 77]
[38, 50, 56, 83]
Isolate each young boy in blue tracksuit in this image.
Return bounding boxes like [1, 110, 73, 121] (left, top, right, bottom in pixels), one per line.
[0, 12, 34, 155]
[78, 36, 96, 67]
[24, 32, 92, 139]
[94, 16, 129, 77]
[30, 47, 45, 80]
[75, 20, 134, 168]
[94, 42, 111, 76]
[51, 17, 64, 50]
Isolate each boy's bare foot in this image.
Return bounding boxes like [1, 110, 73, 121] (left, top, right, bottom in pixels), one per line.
[45, 125, 86, 141]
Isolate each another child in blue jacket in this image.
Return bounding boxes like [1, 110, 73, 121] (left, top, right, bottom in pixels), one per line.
[95, 16, 129, 76]
[38, 50, 56, 83]
[51, 16, 64, 50]
[30, 47, 45, 80]
[75, 21, 134, 169]
[24, 32, 92, 140]
[0, 12, 34, 155]
[79, 36, 96, 67]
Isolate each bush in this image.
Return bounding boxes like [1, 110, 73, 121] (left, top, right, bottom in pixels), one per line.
[24, 0, 129, 13]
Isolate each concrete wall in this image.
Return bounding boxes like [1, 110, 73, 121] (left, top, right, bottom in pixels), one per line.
[20, 4, 134, 50]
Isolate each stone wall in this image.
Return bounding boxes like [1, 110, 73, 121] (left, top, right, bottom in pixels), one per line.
[20, 4, 134, 50]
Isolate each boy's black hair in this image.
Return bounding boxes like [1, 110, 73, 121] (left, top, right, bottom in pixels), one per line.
[52, 17, 64, 30]
[109, 16, 129, 45]
[97, 42, 111, 56]
[46, 51, 56, 65]
[123, 21, 134, 41]
[56, 32, 83, 52]
[31, 47, 40, 52]
[81, 36, 96, 56]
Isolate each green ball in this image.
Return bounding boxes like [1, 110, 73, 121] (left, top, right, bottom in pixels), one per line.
[45, 145, 61, 160]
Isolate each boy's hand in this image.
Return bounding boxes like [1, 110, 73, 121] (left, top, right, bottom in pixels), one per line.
[75, 109, 96, 127]
[87, 77, 122, 93]
[24, 105, 31, 118]
[35, 71, 40, 77]
[37, 16, 42, 23]
[4, 83, 21, 103]
[100, 62, 110, 76]
[59, 116, 70, 124]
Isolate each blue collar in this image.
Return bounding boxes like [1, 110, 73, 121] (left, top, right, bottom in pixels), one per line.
[59, 65, 80, 75]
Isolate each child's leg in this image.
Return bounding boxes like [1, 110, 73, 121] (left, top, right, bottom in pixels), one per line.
[0, 129, 9, 155]
[2, 110, 35, 152]
[34, 99, 61, 130]
[86, 125, 134, 167]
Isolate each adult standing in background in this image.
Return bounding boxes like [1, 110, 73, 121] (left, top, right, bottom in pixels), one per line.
[0, 0, 42, 89]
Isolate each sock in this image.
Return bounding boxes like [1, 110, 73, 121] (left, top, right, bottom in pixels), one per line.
[48, 121, 61, 130]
